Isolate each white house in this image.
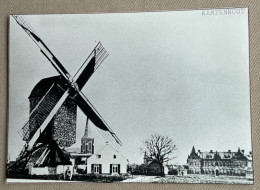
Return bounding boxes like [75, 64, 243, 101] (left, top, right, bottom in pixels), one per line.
[87, 143, 128, 175]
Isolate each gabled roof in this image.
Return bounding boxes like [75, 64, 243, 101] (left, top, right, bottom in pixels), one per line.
[90, 143, 128, 161]
[188, 146, 201, 159]
[189, 147, 251, 160]
[232, 148, 248, 160]
[142, 159, 160, 169]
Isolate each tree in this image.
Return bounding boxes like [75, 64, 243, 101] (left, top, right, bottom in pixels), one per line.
[140, 134, 177, 176]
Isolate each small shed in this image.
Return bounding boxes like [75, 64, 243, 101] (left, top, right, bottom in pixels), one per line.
[139, 160, 162, 175]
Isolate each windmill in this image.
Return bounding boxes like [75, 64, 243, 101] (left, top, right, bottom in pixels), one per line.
[8, 15, 122, 173]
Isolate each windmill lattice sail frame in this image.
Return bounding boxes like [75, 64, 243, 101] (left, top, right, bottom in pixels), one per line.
[8, 15, 122, 172]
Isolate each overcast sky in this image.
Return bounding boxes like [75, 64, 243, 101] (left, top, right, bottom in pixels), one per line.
[8, 9, 251, 164]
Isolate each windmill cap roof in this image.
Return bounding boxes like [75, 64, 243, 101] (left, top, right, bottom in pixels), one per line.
[28, 75, 66, 98]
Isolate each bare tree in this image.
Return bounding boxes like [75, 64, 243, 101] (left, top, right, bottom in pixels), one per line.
[140, 134, 177, 175]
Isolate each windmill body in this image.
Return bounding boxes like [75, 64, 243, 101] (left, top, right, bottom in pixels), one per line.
[28, 76, 77, 148]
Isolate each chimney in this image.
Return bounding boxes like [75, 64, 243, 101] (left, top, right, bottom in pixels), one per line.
[228, 150, 231, 153]
[210, 150, 213, 153]
[241, 150, 245, 154]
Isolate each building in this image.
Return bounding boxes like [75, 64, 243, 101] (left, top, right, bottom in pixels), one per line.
[67, 120, 128, 176]
[81, 118, 94, 154]
[66, 118, 94, 173]
[139, 152, 163, 175]
[245, 153, 253, 178]
[167, 164, 188, 176]
[139, 160, 163, 175]
[87, 142, 128, 175]
[132, 152, 167, 176]
[187, 146, 253, 176]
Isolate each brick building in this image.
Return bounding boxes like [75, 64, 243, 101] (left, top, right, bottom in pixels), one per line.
[187, 146, 253, 176]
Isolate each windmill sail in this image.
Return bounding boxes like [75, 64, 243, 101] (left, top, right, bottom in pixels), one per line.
[12, 15, 122, 148]
[22, 83, 66, 142]
[74, 91, 122, 146]
[12, 15, 71, 81]
[27, 90, 70, 150]
[73, 42, 109, 89]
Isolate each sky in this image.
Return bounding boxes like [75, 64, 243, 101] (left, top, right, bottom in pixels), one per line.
[8, 8, 251, 165]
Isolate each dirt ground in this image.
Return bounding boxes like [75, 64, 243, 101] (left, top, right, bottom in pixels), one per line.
[121, 175, 254, 184]
[6, 174, 253, 184]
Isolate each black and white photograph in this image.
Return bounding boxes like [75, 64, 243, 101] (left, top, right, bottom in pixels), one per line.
[6, 8, 253, 184]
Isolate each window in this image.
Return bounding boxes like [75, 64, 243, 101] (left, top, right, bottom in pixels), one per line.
[110, 164, 120, 174]
[92, 164, 101, 174]
[94, 165, 99, 173]
[112, 164, 118, 173]
[88, 142, 92, 151]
